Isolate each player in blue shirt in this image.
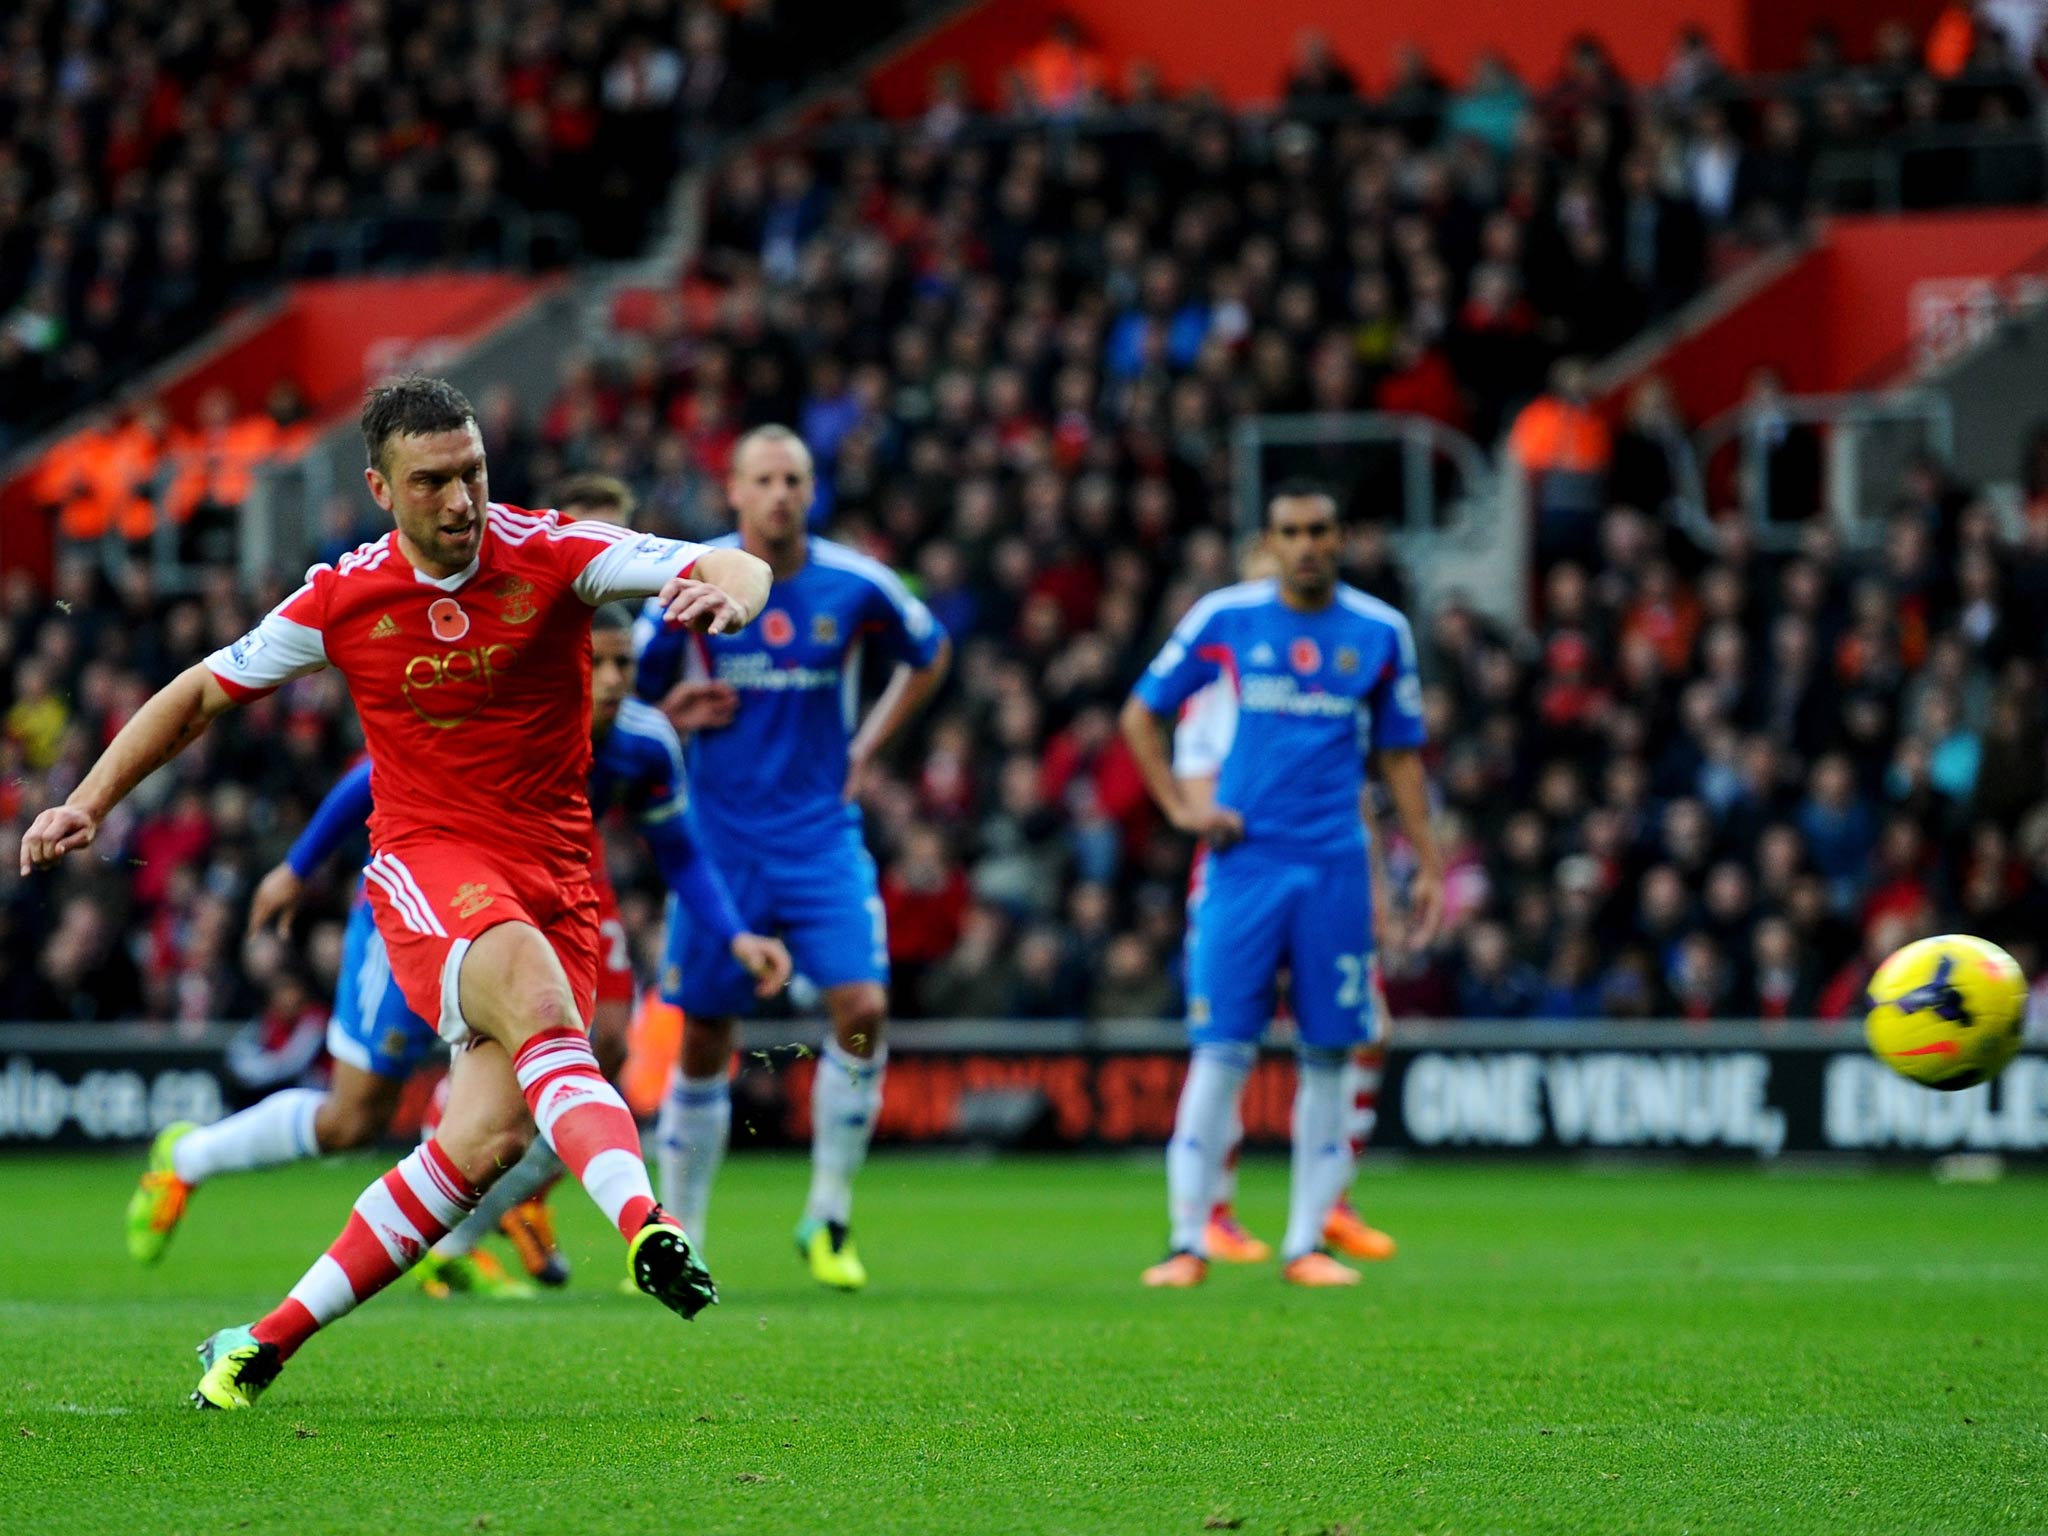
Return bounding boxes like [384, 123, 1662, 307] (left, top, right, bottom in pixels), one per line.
[635, 425, 951, 1290]
[1121, 483, 1444, 1289]
[124, 605, 789, 1289]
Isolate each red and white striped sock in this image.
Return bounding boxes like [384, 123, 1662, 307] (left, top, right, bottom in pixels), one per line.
[1343, 1043, 1384, 1158]
[513, 1027, 657, 1239]
[1210, 1138, 1243, 1222]
[251, 1139, 476, 1361]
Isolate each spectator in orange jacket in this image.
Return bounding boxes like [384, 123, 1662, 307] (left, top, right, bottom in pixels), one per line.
[36, 402, 174, 542]
[164, 387, 283, 526]
[1925, 2, 1978, 77]
[1016, 17, 1106, 118]
[1508, 357, 1612, 565]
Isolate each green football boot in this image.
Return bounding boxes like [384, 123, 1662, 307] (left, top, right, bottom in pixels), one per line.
[414, 1249, 537, 1300]
[796, 1218, 867, 1291]
[190, 1325, 283, 1410]
[126, 1121, 196, 1264]
[627, 1210, 718, 1319]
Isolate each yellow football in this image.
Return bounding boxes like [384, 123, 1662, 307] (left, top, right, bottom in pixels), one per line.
[1864, 934, 2027, 1091]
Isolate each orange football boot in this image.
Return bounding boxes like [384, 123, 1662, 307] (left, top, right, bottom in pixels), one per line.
[1281, 1250, 1362, 1287]
[1140, 1252, 1209, 1288]
[1204, 1205, 1273, 1264]
[1323, 1197, 1397, 1261]
[500, 1198, 571, 1287]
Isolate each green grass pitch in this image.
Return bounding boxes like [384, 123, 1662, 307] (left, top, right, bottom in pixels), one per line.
[2, 1151, 2044, 1535]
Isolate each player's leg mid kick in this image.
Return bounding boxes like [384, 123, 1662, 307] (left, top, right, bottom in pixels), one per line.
[19, 375, 772, 1407]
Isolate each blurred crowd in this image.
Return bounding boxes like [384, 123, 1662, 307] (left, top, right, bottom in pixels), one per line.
[15, 428, 2048, 1029]
[0, 0, 930, 452]
[0, 556, 358, 1024]
[9, 12, 2048, 1028]
[1402, 453, 2048, 1023]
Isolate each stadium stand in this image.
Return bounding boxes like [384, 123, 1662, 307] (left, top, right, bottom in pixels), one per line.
[8, 13, 2048, 1027]
[0, 0, 935, 452]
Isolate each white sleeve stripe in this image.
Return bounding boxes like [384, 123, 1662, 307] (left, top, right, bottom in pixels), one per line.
[617, 701, 692, 819]
[813, 541, 916, 607]
[570, 534, 710, 605]
[1170, 580, 1273, 643]
[550, 524, 634, 543]
[1338, 588, 1418, 666]
[812, 540, 937, 638]
[204, 609, 329, 691]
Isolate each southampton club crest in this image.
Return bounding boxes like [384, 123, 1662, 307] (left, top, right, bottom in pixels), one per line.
[489, 575, 537, 625]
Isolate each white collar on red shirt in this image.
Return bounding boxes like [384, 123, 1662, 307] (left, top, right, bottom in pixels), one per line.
[413, 556, 479, 591]
[400, 528, 482, 592]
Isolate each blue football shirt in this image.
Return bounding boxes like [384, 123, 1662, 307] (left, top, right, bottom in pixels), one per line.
[635, 535, 944, 849]
[588, 695, 691, 831]
[1131, 579, 1425, 855]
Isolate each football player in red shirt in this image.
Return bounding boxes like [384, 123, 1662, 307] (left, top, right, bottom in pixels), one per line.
[21, 377, 772, 1409]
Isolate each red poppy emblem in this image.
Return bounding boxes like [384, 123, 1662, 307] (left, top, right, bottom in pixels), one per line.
[762, 609, 795, 647]
[1290, 637, 1321, 674]
[428, 598, 470, 642]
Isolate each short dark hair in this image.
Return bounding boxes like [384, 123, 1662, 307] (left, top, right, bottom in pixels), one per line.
[361, 376, 476, 474]
[550, 472, 637, 525]
[1265, 478, 1339, 526]
[590, 602, 634, 636]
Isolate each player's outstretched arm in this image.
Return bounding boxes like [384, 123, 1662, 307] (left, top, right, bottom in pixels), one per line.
[1119, 694, 1243, 849]
[656, 547, 772, 634]
[20, 663, 239, 874]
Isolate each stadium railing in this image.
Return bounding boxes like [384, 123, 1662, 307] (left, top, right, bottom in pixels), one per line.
[278, 203, 582, 279]
[5, 1019, 2040, 1162]
[1689, 388, 1956, 550]
[1228, 410, 1524, 627]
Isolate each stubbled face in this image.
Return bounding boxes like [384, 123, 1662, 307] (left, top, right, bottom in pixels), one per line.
[591, 627, 631, 735]
[1266, 494, 1341, 602]
[368, 422, 488, 574]
[729, 436, 813, 545]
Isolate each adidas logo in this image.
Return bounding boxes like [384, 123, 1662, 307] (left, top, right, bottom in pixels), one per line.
[1250, 643, 1277, 666]
[370, 614, 400, 639]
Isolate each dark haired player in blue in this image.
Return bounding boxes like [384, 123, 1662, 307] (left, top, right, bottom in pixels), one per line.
[1121, 483, 1444, 1290]
[124, 604, 789, 1291]
[635, 425, 950, 1290]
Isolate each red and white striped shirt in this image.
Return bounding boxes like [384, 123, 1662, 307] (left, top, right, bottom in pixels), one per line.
[207, 503, 706, 882]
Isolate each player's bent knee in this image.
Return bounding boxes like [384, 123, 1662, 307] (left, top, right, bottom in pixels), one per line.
[473, 1120, 536, 1179]
[680, 1016, 738, 1078]
[460, 922, 583, 1048]
[315, 1075, 404, 1151]
[516, 983, 580, 1038]
[830, 985, 888, 1056]
[314, 1098, 381, 1151]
